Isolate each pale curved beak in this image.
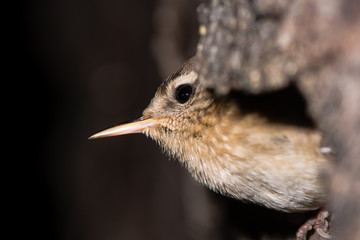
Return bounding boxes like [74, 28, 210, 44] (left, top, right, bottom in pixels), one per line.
[89, 118, 157, 140]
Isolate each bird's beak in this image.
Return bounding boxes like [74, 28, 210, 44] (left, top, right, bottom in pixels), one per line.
[89, 117, 157, 140]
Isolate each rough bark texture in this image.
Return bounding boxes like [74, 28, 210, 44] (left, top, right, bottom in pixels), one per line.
[196, 0, 360, 239]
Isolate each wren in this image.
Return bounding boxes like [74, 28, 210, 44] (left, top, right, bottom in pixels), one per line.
[90, 58, 332, 239]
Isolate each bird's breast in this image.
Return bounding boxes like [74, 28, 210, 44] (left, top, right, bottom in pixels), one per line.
[169, 114, 328, 212]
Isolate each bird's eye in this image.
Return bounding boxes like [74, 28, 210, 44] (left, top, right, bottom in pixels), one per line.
[174, 84, 194, 104]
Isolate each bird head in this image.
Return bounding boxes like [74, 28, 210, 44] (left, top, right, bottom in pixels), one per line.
[89, 58, 216, 149]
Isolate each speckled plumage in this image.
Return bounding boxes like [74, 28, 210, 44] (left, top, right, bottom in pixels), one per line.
[91, 59, 329, 212]
[89, 59, 332, 239]
[141, 59, 329, 212]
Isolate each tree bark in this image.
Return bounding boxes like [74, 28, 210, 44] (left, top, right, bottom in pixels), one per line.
[196, 0, 360, 239]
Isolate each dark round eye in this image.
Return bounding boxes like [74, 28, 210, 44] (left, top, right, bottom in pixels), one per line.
[174, 84, 194, 104]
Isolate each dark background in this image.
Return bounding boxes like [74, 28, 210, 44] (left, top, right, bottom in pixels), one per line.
[17, 1, 314, 239]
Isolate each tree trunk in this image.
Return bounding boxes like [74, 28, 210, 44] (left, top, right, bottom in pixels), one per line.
[196, 0, 360, 239]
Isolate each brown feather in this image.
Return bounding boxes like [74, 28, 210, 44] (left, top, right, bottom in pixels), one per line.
[142, 61, 329, 212]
